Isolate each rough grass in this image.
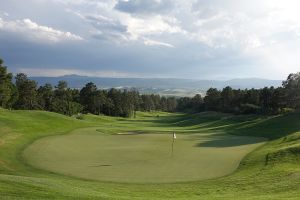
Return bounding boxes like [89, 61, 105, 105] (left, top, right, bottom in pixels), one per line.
[0, 109, 299, 199]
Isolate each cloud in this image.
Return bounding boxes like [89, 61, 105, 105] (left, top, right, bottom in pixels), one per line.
[51, 0, 180, 46]
[1, 0, 300, 80]
[143, 38, 174, 47]
[0, 11, 9, 17]
[73, 9, 180, 47]
[85, 14, 127, 33]
[80, 14, 129, 42]
[125, 15, 182, 38]
[0, 17, 83, 43]
[115, 0, 173, 15]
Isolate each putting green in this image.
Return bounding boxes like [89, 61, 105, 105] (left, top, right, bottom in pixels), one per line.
[22, 128, 265, 183]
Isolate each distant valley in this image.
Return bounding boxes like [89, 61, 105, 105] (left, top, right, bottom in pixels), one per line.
[30, 75, 283, 97]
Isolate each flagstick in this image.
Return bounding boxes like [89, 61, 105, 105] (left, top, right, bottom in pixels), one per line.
[171, 136, 174, 157]
[171, 132, 175, 157]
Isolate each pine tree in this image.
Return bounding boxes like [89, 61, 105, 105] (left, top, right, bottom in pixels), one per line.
[80, 82, 98, 114]
[37, 83, 54, 110]
[283, 72, 300, 109]
[15, 73, 38, 109]
[0, 59, 15, 108]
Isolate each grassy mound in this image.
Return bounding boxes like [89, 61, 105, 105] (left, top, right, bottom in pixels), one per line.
[0, 109, 299, 199]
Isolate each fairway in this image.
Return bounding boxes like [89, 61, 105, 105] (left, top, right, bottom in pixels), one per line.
[23, 128, 265, 183]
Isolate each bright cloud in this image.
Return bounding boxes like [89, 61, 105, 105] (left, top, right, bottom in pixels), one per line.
[143, 39, 174, 48]
[0, 17, 83, 43]
[125, 15, 182, 40]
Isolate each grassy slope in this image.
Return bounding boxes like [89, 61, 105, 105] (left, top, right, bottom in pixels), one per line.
[0, 108, 299, 199]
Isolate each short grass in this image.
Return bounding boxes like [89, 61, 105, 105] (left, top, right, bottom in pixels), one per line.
[0, 108, 300, 199]
[22, 129, 264, 183]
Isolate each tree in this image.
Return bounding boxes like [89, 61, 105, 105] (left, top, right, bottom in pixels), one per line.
[191, 94, 204, 112]
[37, 83, 53, 110]
[79, 82, 98, 114]
[151, 94, 161, 110]
[0, 59, 16, 108]
[93, 90, 107, 115]
[6, 84, 18, 109]
[204, 88, 221, 111]
[282, 72, 300, 109]
[243, 89, 260, 105]
[14, 73, 38, 110]
[166, 97, 177, 112]
[51, 81, 82, 116]
[221, 86, 235, 112]
[141, 94, 154, 112]
[102, 93, 114, 116]
[160, 96, 168, 112]
[129, 89, 140, 118]
[121, 90, 134, 117]
[176, 94, 204, 113]
[259, 87, 275, 114]
[176, 97, 190, 112]
[108, 88, 123, 116]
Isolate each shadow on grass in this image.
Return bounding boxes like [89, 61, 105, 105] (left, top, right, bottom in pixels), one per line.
[176, 113, 300, 140]
[194, 135, 264, 148]
[116, 112, 300, 141]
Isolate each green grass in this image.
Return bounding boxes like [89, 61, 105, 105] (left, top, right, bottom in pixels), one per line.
[22, 129, 264, 183]
[0, 108, 299, 199]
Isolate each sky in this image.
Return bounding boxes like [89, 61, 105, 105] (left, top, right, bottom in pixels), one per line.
[0, 0, 299, 80]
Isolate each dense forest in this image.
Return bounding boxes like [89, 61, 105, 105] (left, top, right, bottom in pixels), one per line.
[0, 58, 177, 117]
[177, 73, 300, 114]
[0, 58, 299, 117]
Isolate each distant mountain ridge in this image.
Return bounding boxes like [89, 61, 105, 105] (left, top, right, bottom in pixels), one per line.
[29, 75, 282, 97]
[30, 75, 282, 89]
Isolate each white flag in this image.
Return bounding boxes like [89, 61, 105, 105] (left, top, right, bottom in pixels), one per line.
[173, 132, 176, 139]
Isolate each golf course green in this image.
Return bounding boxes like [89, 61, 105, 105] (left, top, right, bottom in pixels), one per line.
[23, 129, 264, 183]
[0, 108, 299, 199]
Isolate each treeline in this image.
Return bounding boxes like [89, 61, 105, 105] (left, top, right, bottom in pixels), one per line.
[177, 73, 300, 114]
[0, 58, 177, 117]
[0, 58, 299, 117]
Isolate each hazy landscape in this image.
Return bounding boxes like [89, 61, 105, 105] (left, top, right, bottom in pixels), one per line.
[31, 75, 282, 97]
